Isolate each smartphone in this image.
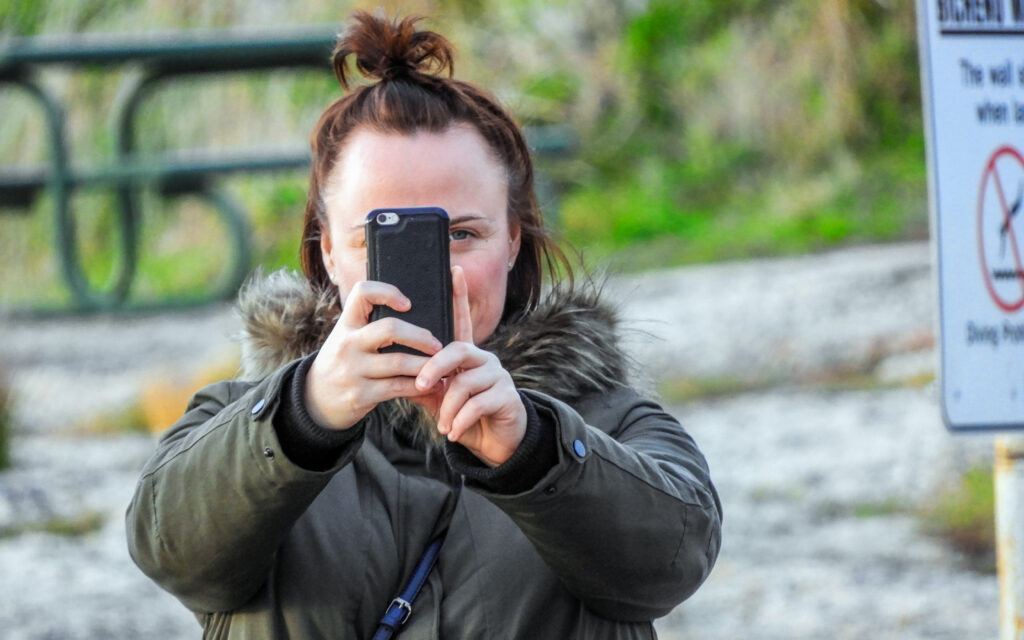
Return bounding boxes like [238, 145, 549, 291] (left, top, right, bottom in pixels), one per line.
[365, 206, 454, 355]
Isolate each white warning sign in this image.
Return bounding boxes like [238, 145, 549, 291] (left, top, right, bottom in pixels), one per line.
[917, 0, 1024, 430]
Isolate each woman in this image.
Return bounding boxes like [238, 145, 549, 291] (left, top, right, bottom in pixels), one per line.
[127, 12, 721, 639]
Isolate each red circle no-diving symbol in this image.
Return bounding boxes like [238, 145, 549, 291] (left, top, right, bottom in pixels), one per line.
[978, 145, 1024, 312]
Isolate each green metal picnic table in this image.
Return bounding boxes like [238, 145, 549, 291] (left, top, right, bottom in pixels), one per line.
[0, 25, 338, 311]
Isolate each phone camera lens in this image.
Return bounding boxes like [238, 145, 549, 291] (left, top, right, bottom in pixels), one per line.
[376, 212, 399, 225]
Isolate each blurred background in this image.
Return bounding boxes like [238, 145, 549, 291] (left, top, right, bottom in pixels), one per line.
[1, 2, 997, 639]
[0, 0, 926, 306]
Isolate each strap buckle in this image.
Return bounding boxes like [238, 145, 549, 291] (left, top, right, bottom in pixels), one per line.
[388, 597, 413, 625]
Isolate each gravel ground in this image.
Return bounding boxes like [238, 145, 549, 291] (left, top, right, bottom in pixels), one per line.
[0, 241, 998, 639]
[657, 389, 994, 640]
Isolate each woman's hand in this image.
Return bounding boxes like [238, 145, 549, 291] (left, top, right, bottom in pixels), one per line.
[413, 266, 527, 467]
[304, 281, 444, 430]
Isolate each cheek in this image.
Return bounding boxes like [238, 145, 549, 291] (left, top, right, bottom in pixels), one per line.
[458, 256, 507, 298]
[334, 248, 367, 299]
[457, 255, 510, 331]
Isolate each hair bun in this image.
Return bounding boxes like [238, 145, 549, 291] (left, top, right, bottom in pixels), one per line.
[333, 12, 455, 88]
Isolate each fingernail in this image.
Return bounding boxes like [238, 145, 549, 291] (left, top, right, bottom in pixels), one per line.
[416, 377, 428, 390]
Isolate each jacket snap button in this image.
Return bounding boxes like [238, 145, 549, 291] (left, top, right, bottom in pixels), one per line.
[572, 440, 586, 458]
[544, 485, 557, 495]
[251, 399, 266, 416]
[264, 447, 275, 460]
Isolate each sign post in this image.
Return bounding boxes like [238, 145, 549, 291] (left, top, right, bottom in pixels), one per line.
[917, 2, 1024, 636]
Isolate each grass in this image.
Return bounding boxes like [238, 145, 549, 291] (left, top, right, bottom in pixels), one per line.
[814, 497, 911, 521]
[854, 498, 910, 519]
[658, 368, 935, 404]
[136, 351, 240, 434]
[72, 350, 240, 436]
[0, 512, 106, 539]
[73, 402, 149, 437]
[920, 465, 996, 573]
[812, 370, 935, 394]
[563, 141, 929, 274]
[659, 375, 783, 404]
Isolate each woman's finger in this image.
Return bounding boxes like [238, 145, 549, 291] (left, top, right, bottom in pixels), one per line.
[451, 265, 473, 344]
[359, 351, 433, 380]
[338, 280, 411, 329]
[415, 341, 490, 391]
[446, 387, 507, 443]
[360, 376, 437, 405]
[356, 317, 443, 357]
[434, 365, 495, 434]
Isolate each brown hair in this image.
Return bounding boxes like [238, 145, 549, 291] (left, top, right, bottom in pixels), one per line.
[300, 11, 570, 320]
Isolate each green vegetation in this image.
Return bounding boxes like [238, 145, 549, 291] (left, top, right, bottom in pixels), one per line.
[0, 512, 106, 539]
[814, 497, 910, 521]
[658, 367, 935, 404]
[921, 465, 996, 573]
[73, 402, 149, 436]
[659, 375, 782, 403]
[0, 0, 928, 305]
[41, 511, 106, 537]
[853, 497, 909, 519]
[554, 0, 925, 268]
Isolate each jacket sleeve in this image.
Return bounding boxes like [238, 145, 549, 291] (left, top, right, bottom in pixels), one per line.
[471, 385, 722, 622]
[124, 361, 363, 613]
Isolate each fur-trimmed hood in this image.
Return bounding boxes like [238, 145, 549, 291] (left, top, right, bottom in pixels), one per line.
[236, 270, 634, 448]
[239, 264, 634, 395]
[236, 269, 634, 416]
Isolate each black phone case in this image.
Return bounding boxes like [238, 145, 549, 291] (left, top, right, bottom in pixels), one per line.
[366, 207, 453, 355]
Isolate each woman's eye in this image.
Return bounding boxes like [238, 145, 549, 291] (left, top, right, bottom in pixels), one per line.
[450, 229, 472, 241]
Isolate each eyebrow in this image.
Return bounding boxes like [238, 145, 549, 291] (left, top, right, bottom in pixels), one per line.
[450, 215, 490, 225]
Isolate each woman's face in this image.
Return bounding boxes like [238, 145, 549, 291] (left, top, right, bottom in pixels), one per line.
[320, 125, 520, 344]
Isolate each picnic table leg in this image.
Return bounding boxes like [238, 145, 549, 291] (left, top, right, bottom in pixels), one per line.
[194, 187, 251, 301]
[117, 73, 249, 306]
[13, 76, 137, 310]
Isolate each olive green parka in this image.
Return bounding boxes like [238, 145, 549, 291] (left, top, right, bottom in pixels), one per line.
[126, 270, 722, 639]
